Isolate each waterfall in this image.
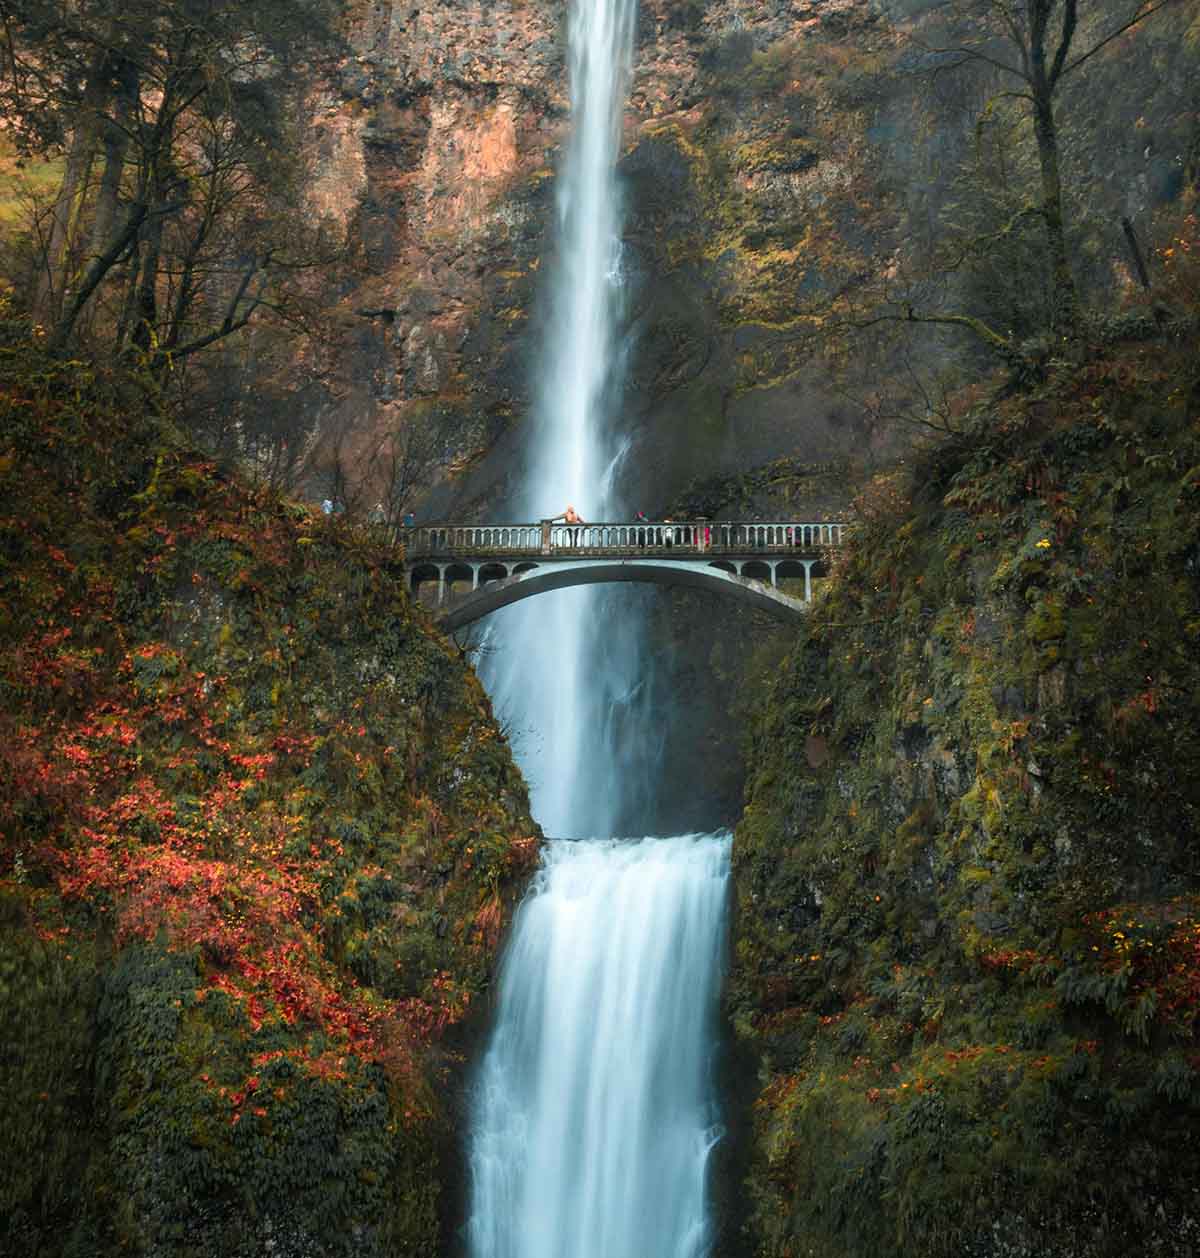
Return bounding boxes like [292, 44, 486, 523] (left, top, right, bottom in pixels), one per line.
[467, 836, 729, 1258]
[466, 4, 731, 1256]
[477, 0, 641, 840]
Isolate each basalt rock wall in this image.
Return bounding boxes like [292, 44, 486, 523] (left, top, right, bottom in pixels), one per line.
[298, 0, 1197, 518]
[303, 0, 883, 512]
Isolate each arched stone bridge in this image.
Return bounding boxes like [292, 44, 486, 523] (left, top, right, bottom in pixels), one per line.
[405, 520, 848, 630]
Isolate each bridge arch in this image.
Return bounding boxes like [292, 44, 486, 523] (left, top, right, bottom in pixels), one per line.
[433, 559, 809, 631]
[741, 560, 772, 584]
[410, 563, 441, 598]
[445, 562, 475, 591]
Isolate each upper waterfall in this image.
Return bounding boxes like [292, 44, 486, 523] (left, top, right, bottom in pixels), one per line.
[477, 0, 642, 839]
[527, 0, 639, 519]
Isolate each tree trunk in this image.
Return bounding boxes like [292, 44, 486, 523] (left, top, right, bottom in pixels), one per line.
[87, 57, 138, 270]
[1031, 90, 1078, 334]
[32, 57, 110, 326]
[77, 58, 139, 340]
[129, 103, 178, 355]
[1026, 0, 1079, 337]
[129, 210, 165, 353]
[115, 245, 143, 352]
[49, 202, 149, 352]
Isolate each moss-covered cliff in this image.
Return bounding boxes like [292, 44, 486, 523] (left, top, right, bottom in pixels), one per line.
[0, 334, 537, 1256]
[731, 335, 1200, 1256]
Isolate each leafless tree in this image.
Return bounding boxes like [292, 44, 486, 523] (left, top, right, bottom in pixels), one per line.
[910, 0, 1179, 335]
[1, 0, 342, 357]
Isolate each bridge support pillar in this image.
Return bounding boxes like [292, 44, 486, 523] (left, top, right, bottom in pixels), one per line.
[801, 560, 814, 603]
[471, 564, 480, 592]
[437, 565, 447, 606]
[769, 561, 779, 588]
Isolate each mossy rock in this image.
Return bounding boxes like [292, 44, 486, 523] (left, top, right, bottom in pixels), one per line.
[0, 336, 539, 1255]
[731, 340, 1200, 1257]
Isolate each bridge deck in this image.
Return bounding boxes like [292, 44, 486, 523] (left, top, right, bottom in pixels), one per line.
[405, 519, 847, 562]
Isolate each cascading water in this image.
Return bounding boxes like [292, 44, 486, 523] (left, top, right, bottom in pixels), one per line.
[467, 836, 729, 1258]
[466, 3, 731, 1256]
[477, 0, 642, 840]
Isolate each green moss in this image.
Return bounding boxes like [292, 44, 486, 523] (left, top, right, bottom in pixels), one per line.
[733, 135, 820, 177]
[731, 341, 1200, 1256]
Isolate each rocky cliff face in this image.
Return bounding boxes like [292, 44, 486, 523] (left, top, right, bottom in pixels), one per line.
[298, 1, 562, 509]
[299, 0, 878, 512]
[297, 0, 1196, 519]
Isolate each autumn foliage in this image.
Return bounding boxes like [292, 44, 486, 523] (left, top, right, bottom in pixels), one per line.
[0, 335, 538, 1254]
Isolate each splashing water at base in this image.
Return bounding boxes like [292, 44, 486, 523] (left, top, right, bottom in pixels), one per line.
[467, 834, 730, 1258]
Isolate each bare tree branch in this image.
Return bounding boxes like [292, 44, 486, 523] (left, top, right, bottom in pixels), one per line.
[848, 307, 1015, 355]
[1047, 0, 1078, 88]
[49, 200, 150, 351]
[150, 255, 270, 369]
[1060, 0, 1178, 79]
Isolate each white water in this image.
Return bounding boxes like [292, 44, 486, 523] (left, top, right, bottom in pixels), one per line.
[466, 3, 731, 1256]
[467, 835, 729, 1258]
[477, 0, 641, 839]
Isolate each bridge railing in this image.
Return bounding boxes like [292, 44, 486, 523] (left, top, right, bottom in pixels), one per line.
[405, 520, 847, 559]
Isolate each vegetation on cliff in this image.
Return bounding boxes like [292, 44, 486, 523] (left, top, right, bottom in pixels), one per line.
[0, 0, 341, 355]
[0, 331, 537, 1256]
[731, 326, 1200, 1255]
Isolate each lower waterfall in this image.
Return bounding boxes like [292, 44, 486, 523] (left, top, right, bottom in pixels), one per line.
[466, 833, 731, 1258]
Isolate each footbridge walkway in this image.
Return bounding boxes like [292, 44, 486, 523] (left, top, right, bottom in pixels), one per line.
[405, 520, 849, 630]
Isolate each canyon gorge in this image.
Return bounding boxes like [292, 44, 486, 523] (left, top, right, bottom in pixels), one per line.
[2, 1, 1200, 1256]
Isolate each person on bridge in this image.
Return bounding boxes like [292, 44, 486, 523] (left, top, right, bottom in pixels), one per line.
[556, 504, 585, 544]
